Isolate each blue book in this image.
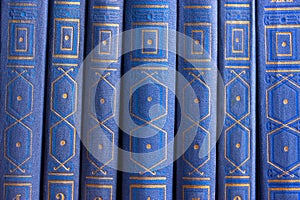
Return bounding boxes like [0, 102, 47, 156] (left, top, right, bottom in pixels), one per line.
[42, 0, 86, 199]
[0, 0, 48, 199]
[218, 0, 256, 199]
[176, 1, 218, 199]
[120, 0, 176, 199]
[80, 0, 123, 199]
[258, 1, 300, 199]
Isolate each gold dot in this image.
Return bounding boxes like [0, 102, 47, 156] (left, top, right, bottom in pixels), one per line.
[19, 37, 24, 42]
[284, 146, 289, 152]
[195, 40, 200, 45]
[194, 144, 199, 150]
[60, 140, 66, 146]
[147, 97, 152, 102]
[99, 144, 103, 150]
[147, 197, 151, 200]
[16, 142, 21, 148]
[236, 38, 240, 43]
[194, 98, 200, 104]
[236, 96, 241, 102]
[236, 143, 241, 149]
[147, 39, 153, 45]
[64, 35, 70, 41]
[146, 144, 152, 149]
[283, 99, 289, 105]
[62, 93, 68, 99]
[100, 98, 105, 104]
[102, 40, 107, 45]
[17, 96, 22, 101]
[282, 41, 287, 47]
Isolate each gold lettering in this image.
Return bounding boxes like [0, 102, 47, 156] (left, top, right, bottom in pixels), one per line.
[94, 197, 102, 200]
[192, 198, 200, 200]
[56, 193, 65, 200]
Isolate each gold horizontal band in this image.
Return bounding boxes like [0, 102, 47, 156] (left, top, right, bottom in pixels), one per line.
[270, 188, 300, 191]
[4, 175, 32, 178]
[130, 177, 166, 180]
[182, 177, 211, 181]
[7, 65, 34, 68]
[184, 68, 212, 70]
[225, 4, 250, 7]
[86, 184, 112, 188]
[9, 3, 37, 6]
[266, 24, 300, 28]
[133, 5, 168, 8]
[54, 1, 80, 5]
[268, 180, 300, 183]
[225, 66, 250, 69]
[184, 6, 211, 9]
[49, 173, 74, 176]
[132, 67, 169, 70]
[265, 7, 300, 11]
[266, 61, 300, 65]
[184, 22, 212, 26]
[267, 69, 300, 72]
[226, 183, 250, 187]
[86, 176, 114, 180]
[93, 6, 120, 10]
[91, 68, 118, 71]
[225, 176, 250, 179]
[53, 63, 79, 67]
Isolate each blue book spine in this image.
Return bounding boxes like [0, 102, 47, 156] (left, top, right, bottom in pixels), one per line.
[120, 0, 176, 199]
[258, 1, 300, 199]
[176, 1, 218, 199]
[0, 0, 48, 199]
[80, 0, 123, 199]
[218, 0, 256, 199]
[42, 0, 86, 199]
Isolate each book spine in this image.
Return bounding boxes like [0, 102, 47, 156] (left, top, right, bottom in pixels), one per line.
[0, 0, 48, 199]
[258, 1, 300, 199]
[218, 0, 256, 199]
[80, 0, 123, 199]
[42, 0, 86, 199]
[176, 0, 217, 199]
[120, 0, 176, 199]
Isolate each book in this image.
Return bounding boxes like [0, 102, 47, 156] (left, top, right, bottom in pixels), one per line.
[258, 0, 300, 199]
[175, 0, 218, 199]
[42, 0, 86, 199]
[120, 0, 176, 199]
[80, 0, 124, 199]
[218, 0, 256, 199]
[0, 0, 48, 199]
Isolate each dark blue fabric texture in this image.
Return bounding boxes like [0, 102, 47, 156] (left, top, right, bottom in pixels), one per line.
[120, 0, 176, 199]
[42, 0, 86, 199]
[80, 0, 124, 200]
[218, 0, 256, 199]
[258, 1, 300, 199]
[0, 0, 48, 199]
[176, 0, 217, 199]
